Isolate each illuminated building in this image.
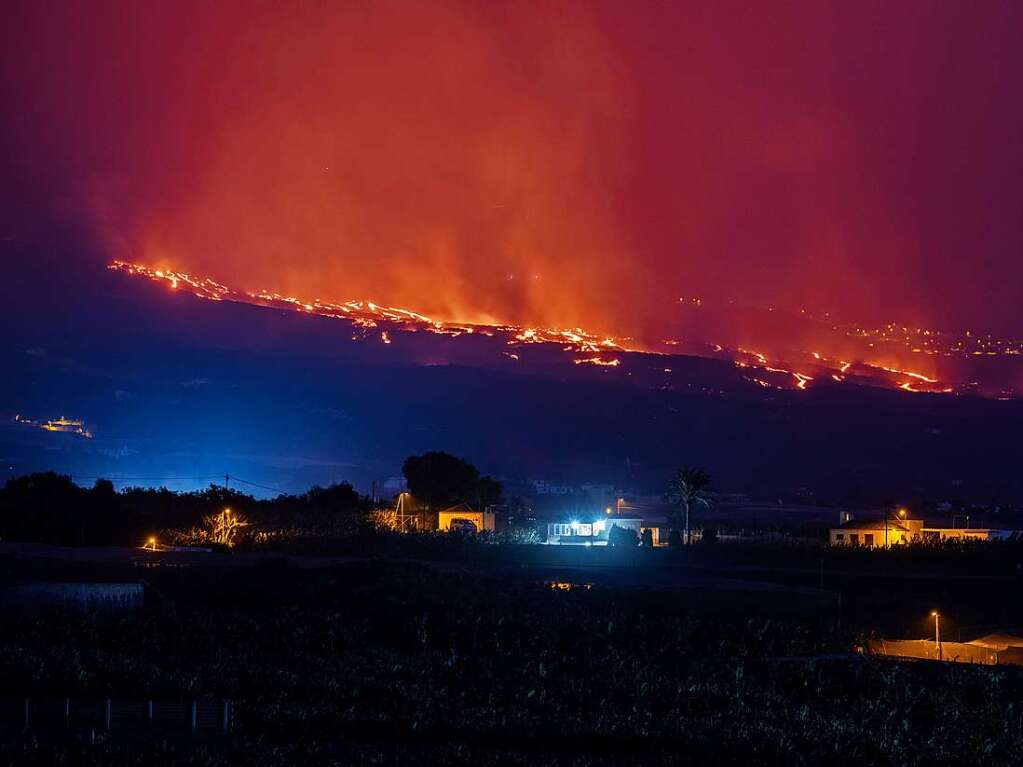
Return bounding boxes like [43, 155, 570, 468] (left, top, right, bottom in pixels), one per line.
[830, 516, 1019, 546]
[437, 504, 495, 533]
[546, 515, 644, 546]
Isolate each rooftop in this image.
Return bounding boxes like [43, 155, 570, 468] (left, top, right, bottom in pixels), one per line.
[836, 518, 914, 532]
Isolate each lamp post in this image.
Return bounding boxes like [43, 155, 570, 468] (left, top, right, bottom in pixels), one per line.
[931, 611, 942, 659]
[894, 507, 906, 546]
[886, 507, 908, 548]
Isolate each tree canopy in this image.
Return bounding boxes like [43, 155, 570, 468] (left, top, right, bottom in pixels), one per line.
[402, 451, 501, 509]
[0, 473, 374, 546]
[667, 466, 713, 543]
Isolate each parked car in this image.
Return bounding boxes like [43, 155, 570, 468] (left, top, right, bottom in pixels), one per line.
[448, 518, 478, 534]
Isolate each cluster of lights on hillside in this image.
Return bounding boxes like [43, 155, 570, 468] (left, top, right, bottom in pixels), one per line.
[109, 260, 1014, 397]
[842, 322, 1023, 359]
[13, 414, 92, 438]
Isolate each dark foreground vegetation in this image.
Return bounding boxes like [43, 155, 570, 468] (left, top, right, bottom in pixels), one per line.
[4, 471, 1023, 763]
[2, 556, 1023, 766]
[0, 458, 503, 549]
[0, 471, 376, 547]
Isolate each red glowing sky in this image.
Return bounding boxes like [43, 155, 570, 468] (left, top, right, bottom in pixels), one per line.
[3, 0, 1022, 339]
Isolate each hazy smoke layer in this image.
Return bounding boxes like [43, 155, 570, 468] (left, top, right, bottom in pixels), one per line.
[3, 0, 1022, 337]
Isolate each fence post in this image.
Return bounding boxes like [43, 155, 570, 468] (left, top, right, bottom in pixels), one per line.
[191, 701, 198, 731]
[148, 700, 153, 721]
[105, 699, 112, 731]
[222, 701, 231, 733]
[65, 698, 70, 728]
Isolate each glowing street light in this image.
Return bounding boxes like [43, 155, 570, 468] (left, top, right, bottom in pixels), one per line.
[885, 506, 909, 548]
[931, 611, 942, 659]
[146, 536, 157, 551]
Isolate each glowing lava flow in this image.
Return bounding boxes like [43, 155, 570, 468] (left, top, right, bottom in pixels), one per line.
[110, 260, 977, 396]
[109, 261, 628, 356]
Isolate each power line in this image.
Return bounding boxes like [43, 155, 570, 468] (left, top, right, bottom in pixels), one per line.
[228, 476, 289, 496]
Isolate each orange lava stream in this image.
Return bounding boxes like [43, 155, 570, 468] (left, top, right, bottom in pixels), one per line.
[110, 261, 977, 396]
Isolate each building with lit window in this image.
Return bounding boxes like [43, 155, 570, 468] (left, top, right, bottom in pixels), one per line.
[546, 515, 644, 545]
[437, 504, 495, 533]
[830, 516, 1019, 547]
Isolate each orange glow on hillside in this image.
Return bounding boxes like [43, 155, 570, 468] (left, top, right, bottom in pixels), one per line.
[105, 259, 1013, 397]
[4, 0, 1022, 406]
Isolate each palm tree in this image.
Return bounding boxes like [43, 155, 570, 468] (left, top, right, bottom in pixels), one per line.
[667, 467, 712, 544]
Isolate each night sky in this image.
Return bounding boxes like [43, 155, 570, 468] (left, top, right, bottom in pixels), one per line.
[2, 1, 1023, 495]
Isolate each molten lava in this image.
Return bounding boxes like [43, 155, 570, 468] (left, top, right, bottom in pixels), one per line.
[109, 260, 1022, 398]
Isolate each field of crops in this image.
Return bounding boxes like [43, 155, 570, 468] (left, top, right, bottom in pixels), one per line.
[2, 557, 1023, 765]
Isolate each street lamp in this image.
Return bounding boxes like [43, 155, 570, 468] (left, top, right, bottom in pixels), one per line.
[885, 506, 909, 548]
[931, 611, 942, 659]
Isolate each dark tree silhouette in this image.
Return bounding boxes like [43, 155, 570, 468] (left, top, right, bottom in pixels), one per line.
[667, 467, 713, 545]
[297, 483, 365, 513]
[0, 473, 377, 546]
[607, 523, 639, 547]
[402, 451, 501, 509]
